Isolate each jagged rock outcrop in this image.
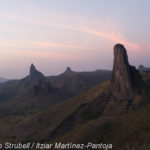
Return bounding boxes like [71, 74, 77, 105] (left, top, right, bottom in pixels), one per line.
[138, 65, 150, 72]
[20, 64, 45, 86]
[63, 66, 73, 74]
[111, 44, 143, 100]
[29, 64, 45, 81]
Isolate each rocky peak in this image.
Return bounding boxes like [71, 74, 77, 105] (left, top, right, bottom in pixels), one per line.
[111, 44, 143, 100]
[64, 66, 72, 74]
[138, 65, 150, 72]
[30, 64, 36, 75]
[29, 64, 45, 81]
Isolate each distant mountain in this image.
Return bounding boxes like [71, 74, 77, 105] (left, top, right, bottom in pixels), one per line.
[0, 64, 46, 103]
[138, 65, 150, 71]
[62, 66, 73, 74]
[0, 64, 111, 116]
[29, 63, 45, 81]
[48, 66, 111, 96]
[0, 44, 149, 149]
[0, 77, 7, 83]
[9, 44, 149, 149]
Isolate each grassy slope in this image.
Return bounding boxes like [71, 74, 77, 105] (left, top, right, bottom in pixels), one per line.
[52, 71, 150, 149]
[0, 70, 111, 116]
[12, 81, 109, 142]
[0, 80, 109, 142]
[0, 72, 150, 150]
[48, 71, 111, 95]
[56, 102, 150, 150]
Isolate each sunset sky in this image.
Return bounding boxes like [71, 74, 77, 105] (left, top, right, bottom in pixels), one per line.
[0, 0, 150, 78]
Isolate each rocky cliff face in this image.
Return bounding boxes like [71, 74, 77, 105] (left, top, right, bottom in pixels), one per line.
[111, 44, 143, 100]
[29, 64, 45, 82]
[29, 64, 53, 96]
[33, 78, 52, 96]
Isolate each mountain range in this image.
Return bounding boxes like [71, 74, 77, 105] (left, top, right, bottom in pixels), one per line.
[0, 44, 149, 150]
[0, 64, 111, 117]
[0, 77, 7, 83]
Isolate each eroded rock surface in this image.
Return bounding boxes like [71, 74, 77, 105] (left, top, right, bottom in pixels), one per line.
[111, 44, 143, 99]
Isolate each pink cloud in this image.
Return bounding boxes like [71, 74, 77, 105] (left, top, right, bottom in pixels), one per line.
[1, 49, 89, 62]
[0, 13, 140, 52]
[33, 42, 91, 50]
[0, 40, 91, 50]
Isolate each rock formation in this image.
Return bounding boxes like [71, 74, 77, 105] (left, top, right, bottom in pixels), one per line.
[33, 78, 52, 96]
[138, 65, 150, 72]
[29, 64, 45, 81]
[29, 64, 53, 96]
[63, 66, 72, 74]
[111, 44, 143, 100]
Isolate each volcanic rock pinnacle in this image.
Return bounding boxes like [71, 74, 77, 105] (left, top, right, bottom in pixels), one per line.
[29, 64, 44, 81]
[111, 44, 143, 100]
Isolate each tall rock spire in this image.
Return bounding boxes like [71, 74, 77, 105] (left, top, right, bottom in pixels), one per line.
[29, 63, 45, 81]
[30, 64, 36, 77]
[111, 44, 143, 100]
